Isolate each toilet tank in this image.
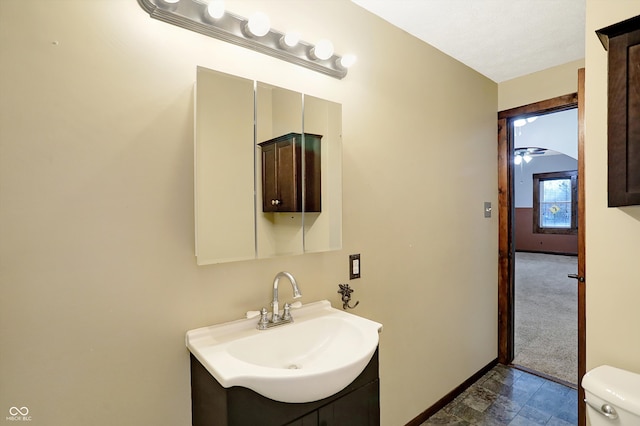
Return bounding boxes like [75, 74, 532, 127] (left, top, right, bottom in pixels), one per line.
[582, 365, 640, 425]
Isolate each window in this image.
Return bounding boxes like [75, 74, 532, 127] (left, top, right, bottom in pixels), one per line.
[533, 170, 578, 235]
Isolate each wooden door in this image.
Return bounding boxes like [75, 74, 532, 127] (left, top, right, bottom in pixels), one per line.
[576, 67, 586, 426]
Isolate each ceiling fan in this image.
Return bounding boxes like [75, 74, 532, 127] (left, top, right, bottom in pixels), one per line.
[514, 147, 547, 165]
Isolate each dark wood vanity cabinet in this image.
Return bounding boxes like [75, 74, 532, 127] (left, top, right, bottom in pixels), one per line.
[596, 15, 640, 207]
[258, 133, 322, 213]
[190, 349, 380, 426]
[284, 381, 379, 426]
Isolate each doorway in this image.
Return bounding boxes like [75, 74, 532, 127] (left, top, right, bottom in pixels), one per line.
[497, 68, 586, 426]
[512, 109, 579, 386]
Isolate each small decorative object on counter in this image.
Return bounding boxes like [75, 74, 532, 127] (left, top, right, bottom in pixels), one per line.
[338, 283, 359, 310]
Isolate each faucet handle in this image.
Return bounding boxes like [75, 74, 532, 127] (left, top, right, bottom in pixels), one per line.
[282, 301, 301, 321]
[257, 308, 269, 329]
[282, 303, 292, 321]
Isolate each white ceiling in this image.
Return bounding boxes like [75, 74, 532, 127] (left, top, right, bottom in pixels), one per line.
[515, 109, 578, 159]
[351, 0, 585, 83]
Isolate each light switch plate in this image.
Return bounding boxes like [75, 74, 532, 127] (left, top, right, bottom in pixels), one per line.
[349, 254, 361, 279]
[484, 202, 492, 218]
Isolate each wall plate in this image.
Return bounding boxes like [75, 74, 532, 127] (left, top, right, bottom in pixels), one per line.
[349, 254, 361, 279]
[484, 201, 492, 218]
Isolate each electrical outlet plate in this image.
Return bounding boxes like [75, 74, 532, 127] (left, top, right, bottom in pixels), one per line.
[349, 254, 361, 279]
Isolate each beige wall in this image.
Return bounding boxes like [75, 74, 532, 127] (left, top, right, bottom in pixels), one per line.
[498, 59, 585, 111]
[585, 0, 640, 375]
[0, 1, 498, 425]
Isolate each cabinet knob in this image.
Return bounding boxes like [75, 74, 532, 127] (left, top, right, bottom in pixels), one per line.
[271, 199, 281, 206]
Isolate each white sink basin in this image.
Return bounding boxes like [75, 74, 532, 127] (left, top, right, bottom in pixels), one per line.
[185, 300, 382, 403]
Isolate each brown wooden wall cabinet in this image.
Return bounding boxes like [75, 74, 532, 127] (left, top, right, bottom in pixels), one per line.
[258, 133, 322, 213]
[190, 349, 380, 426]
[597, 15, 640, 207]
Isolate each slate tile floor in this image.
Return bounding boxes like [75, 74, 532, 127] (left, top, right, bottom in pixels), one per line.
[421, 364, 578, 425]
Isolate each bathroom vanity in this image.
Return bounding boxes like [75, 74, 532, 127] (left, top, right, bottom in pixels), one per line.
[185, 300, 383, 426]
[190, 349, 379, 426]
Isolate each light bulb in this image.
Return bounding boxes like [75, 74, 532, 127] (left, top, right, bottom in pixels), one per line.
[523, 154, 533, 163]
[514, 155, 522, 165]
[246, 12, 270, 37]
[513, 118, 527, 127]
[207, 0, 225, 19]
[283, 31, 300, 47]
[338, 54, 357, 68]
[312, 39, 334, 60]
[163, 0, 180, 3]
[526, 116, 538, 123]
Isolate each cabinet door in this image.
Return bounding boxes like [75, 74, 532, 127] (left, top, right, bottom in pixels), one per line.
[598, 17, 640, 206]
[318, 380, 380, 426]
[261, 139, 298, 212]
[303, 135, 322, 212]
[261, 142, 279, 212]
[285, 411, 318, 426]
[275, 139, 298, 211]
[608, 27, 640, 206]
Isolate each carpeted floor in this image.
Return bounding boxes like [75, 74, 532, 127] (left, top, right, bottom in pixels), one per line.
[514, 252, 578, 385]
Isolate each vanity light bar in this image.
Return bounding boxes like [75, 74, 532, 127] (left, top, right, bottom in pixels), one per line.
[137, 0, 354, 79]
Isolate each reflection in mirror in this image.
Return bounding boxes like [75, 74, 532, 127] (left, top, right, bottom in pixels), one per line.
[303, 95, 342, 253]
[256, 83, 304, 258]
[194, 67, 255, 265]
[194, 66, 342, 265]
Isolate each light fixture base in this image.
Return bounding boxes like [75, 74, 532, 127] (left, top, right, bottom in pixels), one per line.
[138, 0, 348, 79]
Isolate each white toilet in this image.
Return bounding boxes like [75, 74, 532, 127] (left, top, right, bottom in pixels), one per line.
[582, 365, 640, 425]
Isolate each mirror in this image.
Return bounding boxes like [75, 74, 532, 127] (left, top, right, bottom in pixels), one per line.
[194, 67, 255, 264]
[302, 95, 343, 254]
[195, 67, 342, 265]
[255, 82, 304, 258]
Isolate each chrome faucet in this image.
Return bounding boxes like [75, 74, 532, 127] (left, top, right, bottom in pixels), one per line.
[257, 271, 302, 330]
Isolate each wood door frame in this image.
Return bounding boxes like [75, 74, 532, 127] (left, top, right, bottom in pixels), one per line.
[497, 68, 586, 425]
